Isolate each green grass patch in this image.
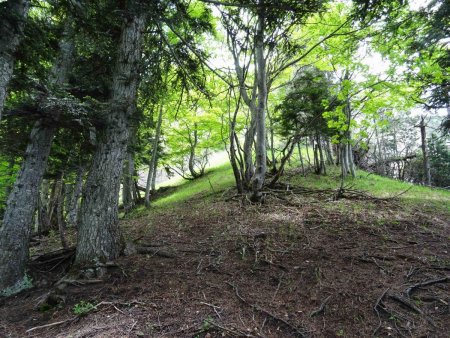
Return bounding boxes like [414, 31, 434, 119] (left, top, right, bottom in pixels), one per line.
[289, 166, 450, 214]
[127, 163, 235, 218]
[152, 163, 235, 207]
[129, 159, 449, 217]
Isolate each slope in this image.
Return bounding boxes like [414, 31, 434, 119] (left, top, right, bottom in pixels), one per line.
[0, 164, 449, 338]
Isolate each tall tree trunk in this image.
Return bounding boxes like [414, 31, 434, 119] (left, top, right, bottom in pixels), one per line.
[122, 151, 135, 212]
[0, 121, 55, 291]
[251, 11, 267, 201]
[67, 165, 84, 228]
[187, 125, 202, 178]
[37, 179, 51, 235]
[317, 134, 326, 175]
[145, 102, 164, 207]
[305, 137, 311, 165]
[313, 138, 319, 174]
[419, 116, 431, 185]
[0, 20, 73, 291]
[75, 10, 145, 266]
[150, 159, 158, 192]
[243, 113, 256, 188]
[297, 141, 304, 176]
[347, 143, 355, 177]
[340, 143, 349, 178]
[267, 109, 276, 173]
[229, 98, 244, 194]
[325, 138, 334, 165]
[55, 174, 68, 249]
[0, 0, 29, 119]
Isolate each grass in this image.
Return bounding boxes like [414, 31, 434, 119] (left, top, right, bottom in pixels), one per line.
[288, 166, 450, 214]
[127, 163, 235, 218]
[129, 156, 450, 217]
[152, 163, 235, 207]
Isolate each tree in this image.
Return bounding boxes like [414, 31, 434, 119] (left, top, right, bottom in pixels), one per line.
[209, 0, 330, 200]
[0, 10, 75, 290]
[0, 0, 29, 119]
[75, 1, 147, 267]
[276, 67, 337, 178]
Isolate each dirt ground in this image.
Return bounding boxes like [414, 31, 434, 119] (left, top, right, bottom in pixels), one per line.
[0, 192, 449, 338]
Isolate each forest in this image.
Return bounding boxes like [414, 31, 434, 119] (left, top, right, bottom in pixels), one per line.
[0, 0, 449, 337]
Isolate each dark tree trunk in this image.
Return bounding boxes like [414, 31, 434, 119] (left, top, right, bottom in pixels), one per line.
[67, 165, 84, 228]
[187, 125, 202, 179]
[0, 0, 29, 119]
[229, 104, 244, 194]
[317, 134, 326, 175]
[419, 116, 431, 185]
[75, 10, 145, 266]
[37, 179, 51, 235]
[0, 20, 73, 291]
[122, 152, 135, 212]
[56, 175, 68, 249]
[0, 121, 55, 290]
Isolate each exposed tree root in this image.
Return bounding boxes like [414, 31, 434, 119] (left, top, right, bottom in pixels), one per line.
[405, 276, 449, 297]
[224, 181, 410, 205]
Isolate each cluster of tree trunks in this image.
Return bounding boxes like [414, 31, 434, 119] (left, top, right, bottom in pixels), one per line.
[0, 1, 147, 290]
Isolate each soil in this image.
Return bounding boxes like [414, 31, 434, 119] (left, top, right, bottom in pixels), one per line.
[0, 191, 449, 338]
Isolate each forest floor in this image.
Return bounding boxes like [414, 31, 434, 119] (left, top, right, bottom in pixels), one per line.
[1, 166, 449, 338]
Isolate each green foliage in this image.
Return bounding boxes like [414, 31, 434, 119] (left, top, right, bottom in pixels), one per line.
[407, 134, 450, 188]
[0, 157, 19, 215]
[428, 134, 450, 187]
[0, 274, 33, 297]
[72, 300, 95, 316]
[276, 67, 337, 139]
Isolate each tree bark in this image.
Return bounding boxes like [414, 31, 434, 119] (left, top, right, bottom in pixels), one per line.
[419, 116, 431, 185]
[0, 0, 29, 119]
[229, 103, 244, 193]
[75, 10, 145, 266]
[55, 174, 68, 249]
[251, 10, 267, 201]
[145, 102, 163, 207]
[0, 121, 55, 290]
[67, 165, 84, 228]
[122, 151, 135, 212]
[317, 134, 326, 175]
[0, 18, 73, 291]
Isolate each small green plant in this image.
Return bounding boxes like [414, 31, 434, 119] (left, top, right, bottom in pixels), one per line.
[336, 328, 345, 336]
[72, 300, 95, 316]
[201, 316, 213, 331]
[0, 274, 33, 297]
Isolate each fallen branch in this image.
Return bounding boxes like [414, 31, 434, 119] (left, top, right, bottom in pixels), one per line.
[26, 317, 77, 333]
[199, 301, 222, 319]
